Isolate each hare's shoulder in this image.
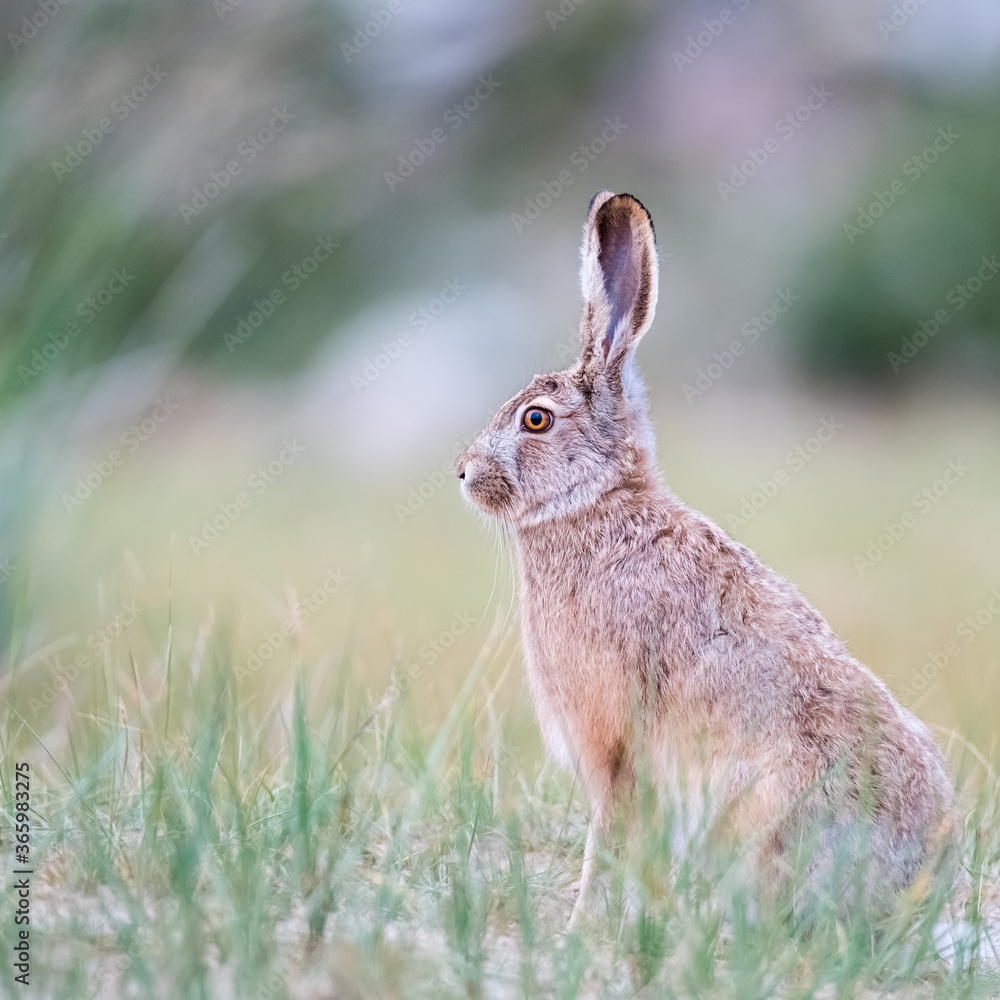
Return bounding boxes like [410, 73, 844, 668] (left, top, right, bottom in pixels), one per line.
[646, 502, 760, 597]
[648, 501, 844, 652]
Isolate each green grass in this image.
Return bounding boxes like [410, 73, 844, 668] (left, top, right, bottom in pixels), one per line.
[2, 608, 999, 1000]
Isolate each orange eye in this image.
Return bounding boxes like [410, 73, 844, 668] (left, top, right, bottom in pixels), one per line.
[523, 407, 553, 433]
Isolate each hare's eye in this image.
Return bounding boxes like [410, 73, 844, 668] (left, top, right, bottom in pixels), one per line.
[523, 407, 553, 433]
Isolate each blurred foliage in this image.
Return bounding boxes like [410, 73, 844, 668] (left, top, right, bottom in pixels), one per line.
[794, 92, 1000, 384]
[0, 0, 659, 391]
[0, 0, 666, 655]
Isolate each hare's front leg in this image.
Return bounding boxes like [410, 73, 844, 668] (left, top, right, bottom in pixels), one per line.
[567, 733, 635, 928]
[568, 813, 602, 930]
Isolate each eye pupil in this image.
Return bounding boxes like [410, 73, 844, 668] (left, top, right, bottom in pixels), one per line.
[523, 407, 552, 432]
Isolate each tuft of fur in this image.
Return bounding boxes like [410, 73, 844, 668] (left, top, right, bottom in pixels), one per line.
[458, 191, 954, 915]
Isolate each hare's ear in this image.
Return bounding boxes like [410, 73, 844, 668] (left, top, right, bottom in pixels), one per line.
[577, 191, 659, 380]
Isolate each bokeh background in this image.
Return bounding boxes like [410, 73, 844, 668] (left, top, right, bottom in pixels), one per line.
[3, 0, 1000, 761]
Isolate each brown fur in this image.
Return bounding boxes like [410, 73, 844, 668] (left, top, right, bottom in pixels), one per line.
[458, 191, 953, 911]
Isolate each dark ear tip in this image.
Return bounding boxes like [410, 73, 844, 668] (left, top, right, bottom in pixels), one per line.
[591, 191, 656, 241]
[615, 193, 656, 240]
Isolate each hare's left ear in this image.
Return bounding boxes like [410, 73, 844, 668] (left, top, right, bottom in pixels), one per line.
[577, 191, 659, 379]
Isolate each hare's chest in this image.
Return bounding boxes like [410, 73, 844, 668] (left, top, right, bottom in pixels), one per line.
[519, 584, 641, 754]
[518, 574, 620, 679]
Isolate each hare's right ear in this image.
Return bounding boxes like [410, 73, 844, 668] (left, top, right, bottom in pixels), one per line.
[577, 191, 659, 383]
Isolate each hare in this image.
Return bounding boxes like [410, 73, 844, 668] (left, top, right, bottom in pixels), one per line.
[457, 191, 954, 925]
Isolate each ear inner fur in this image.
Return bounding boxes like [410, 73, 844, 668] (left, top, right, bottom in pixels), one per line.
[578, 193, 659, 385]
[596, 200, 641, 360]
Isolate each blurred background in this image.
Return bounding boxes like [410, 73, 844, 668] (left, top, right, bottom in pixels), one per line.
[2, 0, 1000, 759]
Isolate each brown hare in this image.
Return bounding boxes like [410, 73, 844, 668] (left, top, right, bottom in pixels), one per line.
[457, 191, 954, 926]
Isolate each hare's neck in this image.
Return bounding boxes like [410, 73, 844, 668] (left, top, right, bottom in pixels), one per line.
[514, 464, 671, 575]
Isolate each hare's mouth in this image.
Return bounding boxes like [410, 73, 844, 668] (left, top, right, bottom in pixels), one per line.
[460, 458, 515, 518]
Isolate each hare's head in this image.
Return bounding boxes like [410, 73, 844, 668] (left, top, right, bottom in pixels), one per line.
[458, 191, 660, 527]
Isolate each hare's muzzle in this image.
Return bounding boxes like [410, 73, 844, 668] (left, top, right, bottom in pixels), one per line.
[457, 450, 515, 517]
